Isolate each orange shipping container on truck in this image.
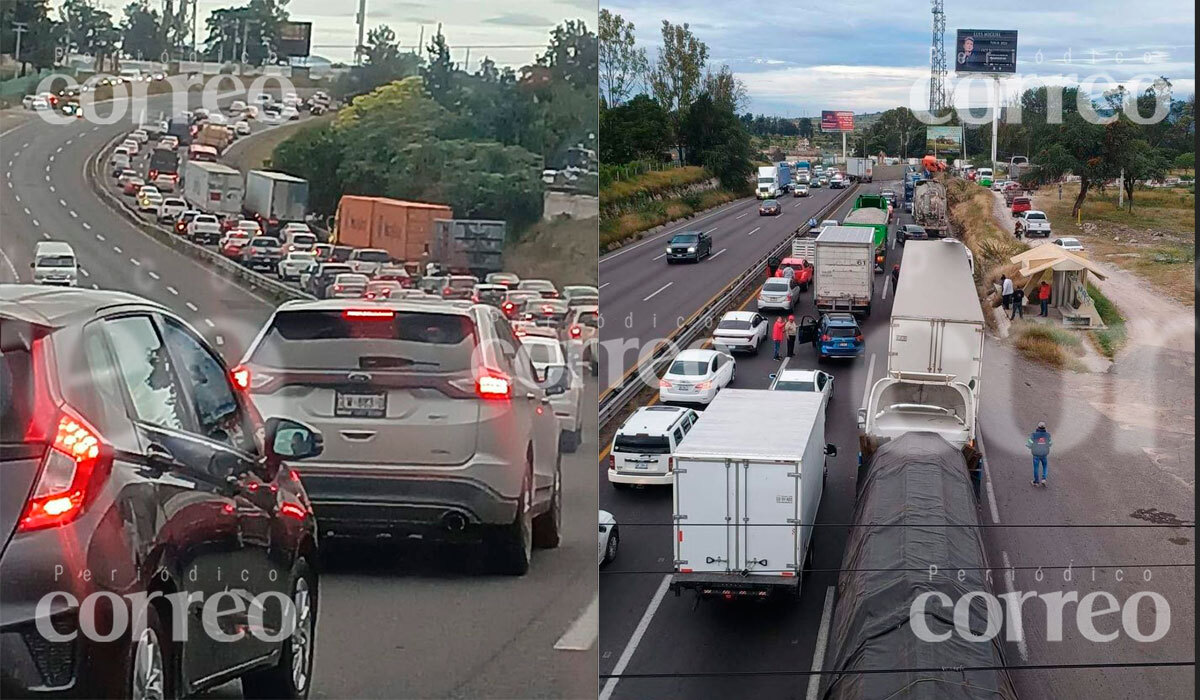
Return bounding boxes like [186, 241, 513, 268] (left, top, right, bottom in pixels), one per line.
[334, 196, 454, 263]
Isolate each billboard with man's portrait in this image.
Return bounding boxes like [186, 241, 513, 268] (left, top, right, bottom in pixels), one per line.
[955, 29, 1018, 74]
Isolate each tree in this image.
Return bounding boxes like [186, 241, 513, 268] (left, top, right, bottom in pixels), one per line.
[202, 0, 290, 65]
[703, 64, 746, 113]
[1025, 106, 1110, 217]
[421, 29, 460, 112]
[270, 124, 345, 215]
[1174, 151, 1194, 175]
[1, 0, 60, 75]
[648, 21, 708, 161]
[121, 2, 166, 60]
[682, 92, 754, 191]
[598, 10, 646, 107]
[335, 24, 421, 98]
[797, 117, 813, 139]
[60, 0, 120, 71]
[600, 93, 671, 163]
[537, 19, 596, 90]
[1104, 118, 1170, 210]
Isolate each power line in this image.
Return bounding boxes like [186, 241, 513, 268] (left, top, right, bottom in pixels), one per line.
[600, 660, 1194, 680]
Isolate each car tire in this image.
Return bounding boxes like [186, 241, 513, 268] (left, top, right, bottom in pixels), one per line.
[125, 603, 179, 700]
[241, 558, 317, 700]
[559, 430, 579, 453]
[533, 458, 562, 550]
[602, 526, 619, 565]
[487, 461, 534, 575]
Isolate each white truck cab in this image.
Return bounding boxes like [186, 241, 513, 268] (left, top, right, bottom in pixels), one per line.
[31, 241, 79, 286]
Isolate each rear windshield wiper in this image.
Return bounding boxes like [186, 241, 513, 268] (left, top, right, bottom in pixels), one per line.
[358, 356, 442, 370]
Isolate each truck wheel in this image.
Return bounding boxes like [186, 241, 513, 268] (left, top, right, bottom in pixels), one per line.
[487, 464, 533, 575]
[532, 459, 562, 549]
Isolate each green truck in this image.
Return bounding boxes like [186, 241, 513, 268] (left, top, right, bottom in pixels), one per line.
[841, 194, 890, 273]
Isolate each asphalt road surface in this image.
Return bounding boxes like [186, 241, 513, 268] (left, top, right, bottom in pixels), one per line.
[597, 184, 856, 390]
[2, 95, 598, 698]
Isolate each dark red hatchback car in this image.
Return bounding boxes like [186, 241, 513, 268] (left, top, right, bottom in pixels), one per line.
[0, 286, 322, 699]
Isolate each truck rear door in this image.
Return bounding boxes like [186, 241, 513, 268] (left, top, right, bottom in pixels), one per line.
[738, 460, 799, 576]
[675, 457, 733, 574]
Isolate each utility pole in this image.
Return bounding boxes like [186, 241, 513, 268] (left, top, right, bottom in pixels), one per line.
[991, 77, 1000, 177]
[1118, 168, 1124, 208]
[241, 18, 250, 65]
[12, 22, 28, 76]
[355, 0, 367, 65]
[191, 0, 198, 61]
[928, 0, 947, 112]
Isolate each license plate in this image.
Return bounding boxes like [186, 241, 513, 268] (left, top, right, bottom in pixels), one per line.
[335, 391, 387, 417]
[675, 384, 694, 392]
[838, 342, 849, 347]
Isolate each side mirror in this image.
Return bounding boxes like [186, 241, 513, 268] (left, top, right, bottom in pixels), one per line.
[825, 444, 838, 457]
[856, 408, 867, 430]
[29, 262, 35, 268]
[599, 524, 608, 534]
[544, 365, 569, 396]
[265, 417, 323, 461]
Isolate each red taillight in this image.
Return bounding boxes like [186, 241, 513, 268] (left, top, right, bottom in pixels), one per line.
[476, 372, 511, 399]
[855, 334, 864, 343]
[279, 502, 307, 520]
[659, 379, 671, 388]
[19, 410, 106, 532]
[149, 169, 158, 180]
[503, 302, 515, 313]
[668, 456, 674, 472]
[333, 284, 343, 292]
[541, 304, 553, 313]
[569, 325, 582, 339]
[442, 287, 452, 296]
[695, 381, 712, 390]
[343, 309, 394, 319]
[821, 334, 830, 342]
[231, 364, 251, 391]
[608, 454, 615, 469]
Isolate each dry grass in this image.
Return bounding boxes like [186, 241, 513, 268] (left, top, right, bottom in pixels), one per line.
[946, 178, 1031, 289]
[503, 216, 597, 287]
[1013, 322, 1087, 371]
[600, 188, 743, 251]
[601, 166, 712, 206]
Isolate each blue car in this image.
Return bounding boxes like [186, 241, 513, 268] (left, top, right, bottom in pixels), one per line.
[815, 313, 864, 360]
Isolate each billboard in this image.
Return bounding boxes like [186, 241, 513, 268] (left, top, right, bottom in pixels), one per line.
[926, 126, 963, 155]
[821, 110, 854, 132]
[954, 29, 1017, 73]
[277, 21, 313, 58]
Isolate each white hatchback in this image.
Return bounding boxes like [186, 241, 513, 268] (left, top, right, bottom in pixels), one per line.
[659, 348, 735, 405]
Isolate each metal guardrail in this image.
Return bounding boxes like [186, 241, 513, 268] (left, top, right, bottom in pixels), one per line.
[598, 184, 862, 429]
[87, 130, 314, 305]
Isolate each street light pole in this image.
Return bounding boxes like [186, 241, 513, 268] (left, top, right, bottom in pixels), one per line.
[12, 22, 28, 76]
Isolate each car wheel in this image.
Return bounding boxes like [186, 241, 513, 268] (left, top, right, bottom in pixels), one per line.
[533, 457, 562, 549]
[127, 604, 177, 700]
[602, 526, 619, 565]
[241, 558, 316, 700]
[559, 429, 579, 454]
[488, 461, 533, 574]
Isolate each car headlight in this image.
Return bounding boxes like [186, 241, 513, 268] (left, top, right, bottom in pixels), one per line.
[666, 246, 672, 253]
[687, 247, 696, 253]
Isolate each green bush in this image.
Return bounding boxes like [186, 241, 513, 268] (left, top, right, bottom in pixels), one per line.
[1087, 283, 1127, 358]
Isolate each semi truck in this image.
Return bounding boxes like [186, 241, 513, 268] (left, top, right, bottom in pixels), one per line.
[795, 160, 811, 184]
[670, 389, 837, 601]
[813, 226, 875, 316]
[844, 156, 873, 183]
[333, 195, 454, 264]
[242, 170, 309, 233]
[776, 161, 793, 194]
[912, 179, 950, 237]
[183, 160, 244, 217]
[857, 240, 984, 467]
[432, 219, 507, 277]
[756, 166, 781, 199]
[841, 194, 890, 273]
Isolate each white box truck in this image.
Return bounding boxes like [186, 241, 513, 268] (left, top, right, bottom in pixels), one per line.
[672, 389, 837, 600]
[756, 166, 780, 199]
[845, 156, 874, 182]
[242, 170, 309, 233]
[183, 160, 243, 217]
[859, 240, 983, 450]
[813, 226, 875, 316]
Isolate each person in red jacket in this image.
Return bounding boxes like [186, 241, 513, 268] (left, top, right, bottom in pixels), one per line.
[772, 316, 786, 360]
[1038, 281, 1052, 317]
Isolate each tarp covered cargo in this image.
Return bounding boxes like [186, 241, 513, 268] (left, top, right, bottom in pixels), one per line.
[822, 432, 1018, 700]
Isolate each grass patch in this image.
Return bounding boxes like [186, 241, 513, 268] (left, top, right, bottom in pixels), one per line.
[1086, 283, 1127, 358]
[1013, 322, 1086, 370]
[1042, 181, 1194, 233]
[600, 166, 713, 207]
[601, 187, 745, 251]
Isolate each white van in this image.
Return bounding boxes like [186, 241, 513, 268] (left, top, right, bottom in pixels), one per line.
[608, 405, 698, 487]
[31, 241, 78, 286]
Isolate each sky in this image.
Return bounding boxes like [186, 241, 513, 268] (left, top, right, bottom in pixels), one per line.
[74, 0, 594, 67]
[602, 1, 1196, 116]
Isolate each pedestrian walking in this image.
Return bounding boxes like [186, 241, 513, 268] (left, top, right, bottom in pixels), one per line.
[771, 317, 785, 360]
[1027, 421, 1053, 486]
[1038, 280, 1051, 316]
[785, 315, 798, 357]
[1058, 182, 1063, 200]
[891, 264, 900, 290]
[1009, 286, 1025, 320]
[1001, 275, 1013, 311]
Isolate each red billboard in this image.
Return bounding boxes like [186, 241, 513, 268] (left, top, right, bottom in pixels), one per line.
[821, 110, 854, 132]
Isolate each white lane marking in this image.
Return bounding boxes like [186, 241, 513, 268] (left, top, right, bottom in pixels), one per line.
[22, 142, 29, 148]
[553, 593, 598, 651]
[41, 231, 49, 238]
[710, 248, 727, 260]
[148, 271, 160, 280]
[48, 156, 53, 163]
[55, 146, 62, 153]
[747, 226, 760, 236]
[96, 233, 105, 241]
[91, 283, 99, 289]
[0, 247, 20, 282]
[599, 574, 671, 700]
[32, 219, 39, 227]
[642, 282, 673, 302]
[881, 274, 891, 301]
[215, 335, 225, 346]
[203, 318, 215, 328]
[794, 202, 804, 208]
[860, 352, 876, 410]
[23, 207, 30, 215]
[185, 302, 198, 311]
[112, 246, 122, 254]
[130, 258, 141, 266]
[44, 174, 49, 182]
[805, 587, 838, 700]
[12, 193, 18, 203]
[976, 432, 1001, 524]
[652, 252, 666, 261]
[49, 185, 55, 192]
[704, 226, 718, 234]
[65, 139, 72, 145]
[1000, 551, 1030, 662]
[736, 212, 748, 219]
[599, 282, 610, 290]
[82, 222, 91, 230]
[59, 199, 67, 207]
[79, 268, 89, 277]
[69, 210, 77, 218]
[5, 160, 10, 168]
[166, 286, 178, 295]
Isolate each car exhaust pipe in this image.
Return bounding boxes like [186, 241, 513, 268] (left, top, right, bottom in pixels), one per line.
[441, 511, 467, 532]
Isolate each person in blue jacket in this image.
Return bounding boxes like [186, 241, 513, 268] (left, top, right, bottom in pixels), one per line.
[1027, 422, 1053, 487]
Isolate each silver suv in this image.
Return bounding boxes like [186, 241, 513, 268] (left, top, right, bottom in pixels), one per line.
[236, 298, 564, 574]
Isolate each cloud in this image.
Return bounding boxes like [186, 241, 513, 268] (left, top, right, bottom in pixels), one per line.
[482, 13, 557, 28]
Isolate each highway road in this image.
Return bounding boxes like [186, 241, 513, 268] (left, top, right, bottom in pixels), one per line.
[597, 185, 855, 390]
[597, 181, 899, 700]
[1, 95, 598, 698]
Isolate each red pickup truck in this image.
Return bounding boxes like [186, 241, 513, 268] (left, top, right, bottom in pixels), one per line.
[774, 257, 814, 291]
[1011, 196, 1033, 216]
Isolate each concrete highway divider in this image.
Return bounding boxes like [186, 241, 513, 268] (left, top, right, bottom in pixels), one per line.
[86, 130, 314, 306]
[598, 183, 861, 431]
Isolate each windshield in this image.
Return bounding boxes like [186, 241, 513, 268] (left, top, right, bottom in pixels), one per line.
[252, 238, 280, 247]
[757, 177, 774, 184]
[717, 320, 751, 331]
[250, 310, 477, 372]
[668, 361, 709, 376]
[36, 255, 74, 267]
[449, 277, 476, 289]
[670, 235, 697, 245]
[774, 380, 816, 392]
[291, 234, 316, 246]
[614, 434, 671, 454]
[355, 250, 391, 263]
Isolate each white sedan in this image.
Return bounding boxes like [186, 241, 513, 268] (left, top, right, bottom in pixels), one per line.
[769, 368, 834, 402]
[121, 139, 140, 156]
[711, 310, 768, 354]
[138, 191, 164, 212]
[599, 510, 619, 566]
[757, 277, 800, 312]
[277, 251, 318, 281]
[234, 120, 251, 135]
[659, 348, 735, 405]
[1053, 237, 1085, 253]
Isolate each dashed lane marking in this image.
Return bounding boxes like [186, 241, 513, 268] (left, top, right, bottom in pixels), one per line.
[23, 207, 30, 215]
[185, 302, 198, 311]
[32, 219, 39, 227]
[599, 282, 610, 289]
[130, 258, 141, 266]
[747, 226, 760, 236]
[215, 335, 224, 346]
[82, 222, 91, 230]
[642, 282, 673, 302]
[710, 248, 727, 260]
[148, 271, 160, 280]
[1000, 551, 1030, 662]
[860, 352, 876, 411]
[554, 593, 597, 651]
[79, 268, 89, 277]
[58, 199, 67, 207]
[69, 210, 77, 218]
[735, 212, 748, 219]
[805, 587, 838, 700]
[113, 246, 122, 254]
[599, 575, 671, 700]
[204, 318, 215, 328]
[652, 252, 666, 261]
[166, 286, 178, 295]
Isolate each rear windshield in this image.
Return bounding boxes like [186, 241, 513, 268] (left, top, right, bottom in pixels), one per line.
[331, 247, 354, 261]
[36, 255, 75, 267]
[523, 342, 562, 365]
[763, 280, 790, 292]
[251, 238, 280, 247]
[0, 323, 35, 443]
[774, 380, 815, 392]
[449, 278, 476, 289]
[717, 320, 751, 331]
[1025, 212, 1045, 220]
[290, 234, 316, 245]
[668, 361, 708, 376]
[576, 312, 598, 327]
[827, 326, 857, 338]
[614, 434, 671, 454]
[354, 250, 390, 263]
[250, 310, 477, 372]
